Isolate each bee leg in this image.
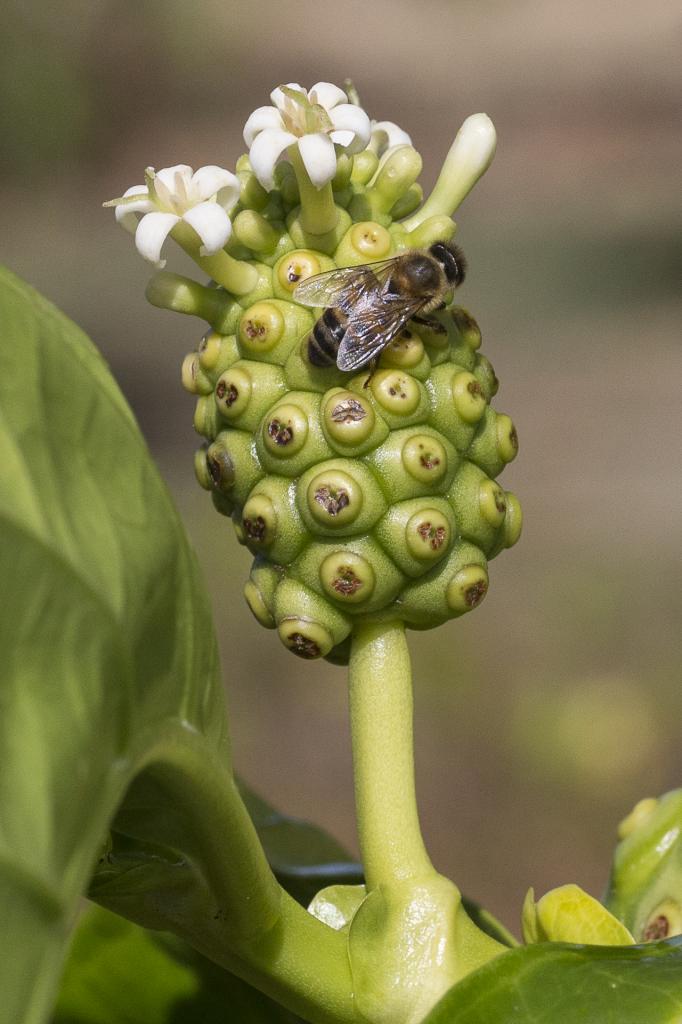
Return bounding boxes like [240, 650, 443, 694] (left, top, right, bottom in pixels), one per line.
[363, 358, 379, 389]
[412, 313, 444, 328]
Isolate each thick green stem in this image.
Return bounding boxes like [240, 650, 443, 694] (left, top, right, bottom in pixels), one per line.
[349, 621, 433, 889]
[171, 220, 258, 295]
[145, 271, 241, 334]
[178, 888, 355, 1024]
[141, 735, 281, 940]
[130, 724, 354, 1023]
[288, 145, 339, 236]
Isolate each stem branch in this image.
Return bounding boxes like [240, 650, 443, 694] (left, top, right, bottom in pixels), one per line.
[349, 621, 433, 889]
[137, 726, 281, 939]
[171, 221, 258, 295]
[129, 725, 354, 1023]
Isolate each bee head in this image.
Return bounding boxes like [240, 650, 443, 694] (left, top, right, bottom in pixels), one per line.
[428, 242, 466, 287]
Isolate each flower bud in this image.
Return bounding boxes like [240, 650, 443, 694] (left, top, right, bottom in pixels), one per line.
[351, 150, 379, 185]
[232, 210, 281, 255]
[398, 540, 488, 627]
[204, 430, 263, 506]
[389, 183, 423, 220]
[273, 250, 326, 298]
[244, 557, 280, 629]
[298, 458, 387, 540]
[293, 536, 403, 614]
[257, 392, 334, 476]
[146, 272, 241, 335]
[448, 462, 509, 556]
[181, 353, 214, 396]
[523, 885, 634, 946]
[378, 329, 430, 379]
[375, 497, 455, 578]
[215, 360, 287, 431]
[351, 146, 422, 224]
[365, 427, 458, 504]
[334, 221, 393, 267]
[197, 331, 241, 376]
[466, 409, 519, 477]
[321, 388, 388, 456]
[473, 354, 499, 400]
[242, 475, 307, 563]
[274, 578, 351, 659]
[605, 789, 682, 941]
[360, 369, 429, 429]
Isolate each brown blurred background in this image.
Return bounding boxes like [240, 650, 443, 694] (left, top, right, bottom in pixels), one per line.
[3, 0, 681, 933]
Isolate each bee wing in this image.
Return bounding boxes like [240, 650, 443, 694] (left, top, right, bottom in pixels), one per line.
[336, 292, 428, 372]
[293, 258, 398, 313]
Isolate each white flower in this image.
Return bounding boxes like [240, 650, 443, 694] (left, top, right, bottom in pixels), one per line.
[106, 164, 240, 268]
[243, 82, 371, 192]
[369, 120, 412, 157]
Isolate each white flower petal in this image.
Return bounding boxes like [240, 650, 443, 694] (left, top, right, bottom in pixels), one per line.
[270, 83, 304, 109]
[134, 211, 180, 267]
[191, 165, 240, 208]
[451, 113, 497, 180]
[308, 82, 347, 110]
[297, 132, 338, 189]
[249, 128, 297, 191]
[371, 120, 412, 154]
[117, 209, 145, 234]
[154, 164, 193, 190]
[181, 202, 232, 256]
[154, 165, 193, 209]
[151, 176, 173, 210]
[114, 185, 154, 233]
[328, 103, 371, 153]
[329, 130, 355, 148]
[215, 180, 241, 212]
[119, 184, 149, 200]
[243, 105, 285, 146]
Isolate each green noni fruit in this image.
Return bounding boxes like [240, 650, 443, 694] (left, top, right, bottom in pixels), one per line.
[115, 83, 521, 661]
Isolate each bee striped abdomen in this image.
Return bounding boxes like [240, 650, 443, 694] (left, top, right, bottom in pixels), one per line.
[307, 307, 348, 367]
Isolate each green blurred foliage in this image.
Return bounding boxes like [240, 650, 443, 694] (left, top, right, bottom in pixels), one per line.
[2, 0, 681, 931]
[54, 905, 301, 1023]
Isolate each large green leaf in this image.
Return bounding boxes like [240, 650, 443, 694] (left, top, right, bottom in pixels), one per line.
[0, 267, 227, 1022]
[423, 937, 682, 1023]
[53, 905, 300, 1023]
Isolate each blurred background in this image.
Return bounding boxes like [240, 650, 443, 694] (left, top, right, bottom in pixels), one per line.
[3, 0, 681, 932]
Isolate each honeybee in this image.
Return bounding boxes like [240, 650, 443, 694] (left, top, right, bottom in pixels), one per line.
[293, 241, 466, 372]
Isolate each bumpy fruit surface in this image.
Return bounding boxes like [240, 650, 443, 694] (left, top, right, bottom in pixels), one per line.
[183, 150, 521, 660]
